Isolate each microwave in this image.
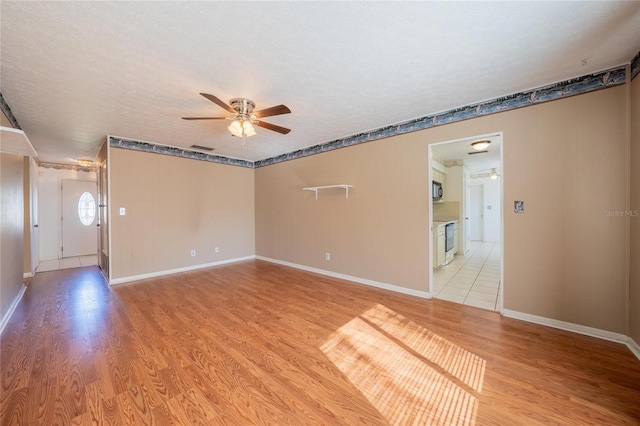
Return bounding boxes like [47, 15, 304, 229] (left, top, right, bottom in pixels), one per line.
[432, 181, 443, 201]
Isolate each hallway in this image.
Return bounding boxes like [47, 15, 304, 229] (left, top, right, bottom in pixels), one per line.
[433, 241, 501, 311]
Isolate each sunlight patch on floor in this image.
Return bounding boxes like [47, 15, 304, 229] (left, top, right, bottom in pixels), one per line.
[320, 304, 485, 425]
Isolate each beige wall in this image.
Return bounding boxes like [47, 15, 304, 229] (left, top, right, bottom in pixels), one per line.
[1, 153, 24, 322]
[109, 148, 255, 280]
[256, 85, 629, 334]
[256, 135, 431, 292]
[1, 111, 12, 127]
[97, 140, 107, 165]
[630, 73, 640, 346]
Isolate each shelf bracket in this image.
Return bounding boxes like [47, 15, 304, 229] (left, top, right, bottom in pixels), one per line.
[303, 185, 352, 200]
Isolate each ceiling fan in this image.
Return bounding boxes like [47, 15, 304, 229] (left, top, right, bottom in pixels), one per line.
[182, 93, 291, 144]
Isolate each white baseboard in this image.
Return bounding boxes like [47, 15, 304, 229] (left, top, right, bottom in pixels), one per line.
[109, 255, 256, 285]
[256, 256, 432, 299]
[0, 284, 27, 336]
[502, 309, 628, 344]
[23, 272, 33, 279]
[627, 337, 640, 361]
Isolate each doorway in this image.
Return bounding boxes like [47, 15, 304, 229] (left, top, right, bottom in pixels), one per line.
[61, 179, 98, 258]
[429, 133, 503, 312]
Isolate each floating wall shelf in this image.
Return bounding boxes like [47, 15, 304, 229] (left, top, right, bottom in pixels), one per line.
[0, 126, 38, 157]
[303, 184, 352, 200]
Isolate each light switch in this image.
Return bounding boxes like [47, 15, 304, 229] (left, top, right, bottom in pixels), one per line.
[119, 207, 126, 215]
[514, 201, 524, 213]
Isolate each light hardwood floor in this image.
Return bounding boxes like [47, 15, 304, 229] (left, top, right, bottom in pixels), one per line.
[1, 261, 639, 425]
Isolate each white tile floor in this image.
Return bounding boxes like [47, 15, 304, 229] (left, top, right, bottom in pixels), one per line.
[432, 241, 501, 311]
[36, 255, 98, 272]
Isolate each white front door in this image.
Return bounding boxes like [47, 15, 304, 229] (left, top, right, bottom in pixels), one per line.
[61, 179, 98, 258]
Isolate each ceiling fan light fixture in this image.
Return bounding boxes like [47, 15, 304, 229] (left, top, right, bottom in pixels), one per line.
[77, 159, 93, 167]
[242, 120, 256, 137]
[471, 140, 491, 151]
[228, 118, 256, 139]
[228, 120, 243, 137]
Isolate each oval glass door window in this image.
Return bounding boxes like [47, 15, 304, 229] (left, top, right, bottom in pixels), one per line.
[78, 192, 96, 226]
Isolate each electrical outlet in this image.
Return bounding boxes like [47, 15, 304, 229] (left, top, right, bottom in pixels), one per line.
[191, 250, 196, 257]
[214, 247, 219, 253]
[325, 252, 331, 261]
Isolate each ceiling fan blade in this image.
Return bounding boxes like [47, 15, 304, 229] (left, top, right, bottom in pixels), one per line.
[182, 117, 226, 120]
[253, 104, 291, 118]
[255, 120, 291, 135]
[199, 93, 235, 113]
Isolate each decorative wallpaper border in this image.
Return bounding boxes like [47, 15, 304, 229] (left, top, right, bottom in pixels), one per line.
[107, 64, 630, 170]
[255, 65, 626, 168]
[632, 50, 640, 81]
[0, 91, 22, 130]
[109, 136, 254, 169]
[38, 161, 97, 173]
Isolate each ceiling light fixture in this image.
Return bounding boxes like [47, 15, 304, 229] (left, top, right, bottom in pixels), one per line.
[227, 119, 256, 146]
[77, 159, 93, 167]
[471, 140, 491, 151]
[490, 168, 498, 180]
[226, 99, 259, 146]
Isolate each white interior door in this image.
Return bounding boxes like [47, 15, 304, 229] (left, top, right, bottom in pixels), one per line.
[463, 167, 471, 253]
[62, 179, 98, 257]
[469, 185, 484, 241]
[30, 159, 39, 272]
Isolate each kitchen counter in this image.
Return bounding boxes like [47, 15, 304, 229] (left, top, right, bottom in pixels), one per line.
[433, 220, 458, 226]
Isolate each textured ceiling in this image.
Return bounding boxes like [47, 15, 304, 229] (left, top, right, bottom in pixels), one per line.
[2, 2, 639, 165]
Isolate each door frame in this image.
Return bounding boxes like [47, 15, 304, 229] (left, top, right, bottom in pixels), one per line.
[428, 132, 505, 313]
[97, 158, 110, 281]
